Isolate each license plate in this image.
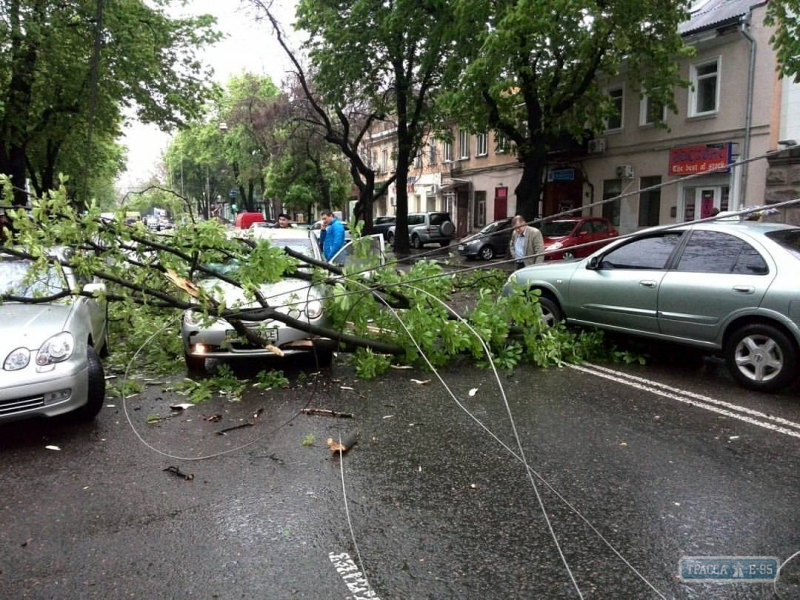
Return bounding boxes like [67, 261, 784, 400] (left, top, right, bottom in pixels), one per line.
[458, 244, 465, 251]
[227, 328, 279, 342]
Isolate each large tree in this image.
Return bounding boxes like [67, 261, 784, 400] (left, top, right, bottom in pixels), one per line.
[294, 0, 460, 254]
[0, 0, 220, 206]
[447, 0, 693, 222]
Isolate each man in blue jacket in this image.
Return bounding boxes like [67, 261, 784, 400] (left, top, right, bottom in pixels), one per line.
[319, 209, 346, 263]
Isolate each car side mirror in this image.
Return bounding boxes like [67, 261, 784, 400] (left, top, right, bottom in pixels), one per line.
[587, 256, 600, 270]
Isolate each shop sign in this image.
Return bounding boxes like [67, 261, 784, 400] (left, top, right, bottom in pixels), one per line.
[548, 168, 576, 182]
[668, 144, 732, 175]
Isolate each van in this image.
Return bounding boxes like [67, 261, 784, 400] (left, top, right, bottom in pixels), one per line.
[235, 212, 266, 229]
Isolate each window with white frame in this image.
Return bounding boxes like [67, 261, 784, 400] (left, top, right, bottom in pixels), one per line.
[381, 148, 388, 173]
[476, 132, 488, 156]
[639, 95, 666, 126]
[495, 133, 509, 154]
[443, 139, 453, 162]
[605, 87, 624, 131]
[429, 141, 438, 165]
[689, 58, 719, 116]
[459, 130, 469, 159]
[414, 148, 422, 169]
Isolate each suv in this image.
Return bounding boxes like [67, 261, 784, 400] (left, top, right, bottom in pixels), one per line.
[387, 212, 456, 248]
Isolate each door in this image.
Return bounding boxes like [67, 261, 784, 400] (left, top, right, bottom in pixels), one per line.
[658, 230, 774, 343]
[330, 234, 386, 270]
[494, 187, 508, 220]
[568, 232, 684, 332]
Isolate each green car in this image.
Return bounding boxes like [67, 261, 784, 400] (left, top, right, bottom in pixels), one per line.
[505, 221, 800, 392]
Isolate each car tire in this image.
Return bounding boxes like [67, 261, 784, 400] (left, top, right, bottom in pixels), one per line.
[537, 295, 563, 328]
[479, 245, 495, 260]
[439, 221, 455, 237]
[184, 351, 207, 375]
[439, 241, 450, 248]
[387, 232, 395, 245]
[71, 346, 106, 421]
[563, 251, 575, 260]
[313, 349, 334, 368]
[724, 323, 798, 392]
[412, 235, 423, 249]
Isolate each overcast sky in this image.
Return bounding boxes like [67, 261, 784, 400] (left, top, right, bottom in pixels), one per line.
[116, 0, 299, 193]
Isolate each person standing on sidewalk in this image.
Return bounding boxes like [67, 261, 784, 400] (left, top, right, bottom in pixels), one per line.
[509, 215, 544, 269]
[319, 209, 346, 263]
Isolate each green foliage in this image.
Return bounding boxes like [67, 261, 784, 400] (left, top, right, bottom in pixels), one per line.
[353, 348, 391, 380]
[301, 433, 316, 447]
[765, 1, 800, 82]
[0, 0, 221, 203]
[173, 365, 245, 404]
[254, 370, 290, 390]
[107, 379, 143, 399]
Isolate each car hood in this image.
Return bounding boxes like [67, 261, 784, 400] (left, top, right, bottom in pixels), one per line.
[459, 232, 491, 244]
[542, 235, 568, 245]
[512, 258, 584, 280]
[198, 277, 321, 314]
[0, 303, 73, 351]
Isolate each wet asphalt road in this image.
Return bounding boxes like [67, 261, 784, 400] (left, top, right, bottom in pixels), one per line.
[1, 346, 800, 600]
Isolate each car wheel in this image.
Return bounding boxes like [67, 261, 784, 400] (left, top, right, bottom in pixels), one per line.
[184, 351, 207, 375]
[387, 232, 395, 245]
[537, 296, 563, 328]
[412, 235, 423, 249]
[71, 346, 106, 421]
[562, 251, 575, 260]
[479, 245, 495, 260]
[724, 323, 797, 392]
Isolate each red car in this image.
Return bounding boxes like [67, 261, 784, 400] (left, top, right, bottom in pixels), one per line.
[540, 217, 619, 261]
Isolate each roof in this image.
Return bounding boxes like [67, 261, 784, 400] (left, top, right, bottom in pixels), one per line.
[679, 0, 767, 36]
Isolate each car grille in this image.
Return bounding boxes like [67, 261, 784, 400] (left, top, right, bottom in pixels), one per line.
[0, 394, 45, 416]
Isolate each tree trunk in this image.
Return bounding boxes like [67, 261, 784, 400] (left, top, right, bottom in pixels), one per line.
[514, 156, 545, 224]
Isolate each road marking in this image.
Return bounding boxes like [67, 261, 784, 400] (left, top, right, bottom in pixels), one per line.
[568, 363, 800, 439]
[329, 552, 380, 599]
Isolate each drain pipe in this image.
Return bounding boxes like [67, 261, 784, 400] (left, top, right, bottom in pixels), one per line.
[739, 7, 757, 210]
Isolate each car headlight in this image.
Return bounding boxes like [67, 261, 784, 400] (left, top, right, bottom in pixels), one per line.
[4, 348, 30, 371]
[306, 299, 323, 319]
[549, 242, 563, 250]
[184, 309, 200, 327]
[35, 332, 74, 366]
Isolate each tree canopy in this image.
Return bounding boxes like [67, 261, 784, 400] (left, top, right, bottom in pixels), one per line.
[0, 0, 221, 206]
[445, 0, 693, 221]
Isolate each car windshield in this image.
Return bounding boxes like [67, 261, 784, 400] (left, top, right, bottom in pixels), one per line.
[0, 257, 67, 297]
[203, 239, 316, 279]
[540, 221, 577, 237]
[765, 229, 800, 259]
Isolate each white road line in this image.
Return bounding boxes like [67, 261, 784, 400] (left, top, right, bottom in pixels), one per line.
[583, 362, 800, 431]
[568, 363, 800, 440]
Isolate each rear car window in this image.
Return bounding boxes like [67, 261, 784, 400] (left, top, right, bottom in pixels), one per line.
[766, 229, 800, 259]
[428, 213, 450, 226]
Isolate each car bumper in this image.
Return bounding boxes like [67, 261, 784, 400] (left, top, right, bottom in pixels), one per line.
[457, 244, 479, 257]
[0, 362, 90, 423]
[182, 318, 336, 360]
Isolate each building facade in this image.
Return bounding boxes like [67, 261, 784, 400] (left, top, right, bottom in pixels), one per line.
[369, 0, 792, 237]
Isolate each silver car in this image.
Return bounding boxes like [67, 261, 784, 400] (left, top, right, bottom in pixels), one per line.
[180, 230, 385, 372]
[506, 221, 800, 392]
[0, 252, 108, 423]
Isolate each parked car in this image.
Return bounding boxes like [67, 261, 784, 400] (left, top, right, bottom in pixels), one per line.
[372, 216, 396, 240]
[505, 221, 800, 392]
[539, 217, 619, 260]
[0, 251, 108, 423]
[181, 229, 385, 372]
[457, 218, 513, 260]
[387, 212, 456, 248]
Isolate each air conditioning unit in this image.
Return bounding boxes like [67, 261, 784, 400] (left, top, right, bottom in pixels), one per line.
[587, 138, 606, 154]
[616, 165, 634, 179]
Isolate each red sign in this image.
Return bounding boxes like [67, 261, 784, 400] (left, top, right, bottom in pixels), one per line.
[668, 144, 731, 175]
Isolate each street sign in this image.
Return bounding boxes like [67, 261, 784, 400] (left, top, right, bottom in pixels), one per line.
[229, 189, 238, 199]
